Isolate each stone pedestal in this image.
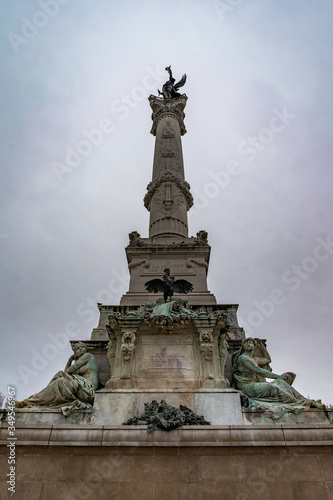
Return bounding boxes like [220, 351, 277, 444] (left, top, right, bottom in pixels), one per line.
[92, 389, 243, 425]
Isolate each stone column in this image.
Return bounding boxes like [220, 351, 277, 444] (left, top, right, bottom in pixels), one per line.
[144, 95, 193, 240]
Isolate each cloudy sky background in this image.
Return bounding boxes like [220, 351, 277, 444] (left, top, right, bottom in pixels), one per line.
[1, 0, 332, 405]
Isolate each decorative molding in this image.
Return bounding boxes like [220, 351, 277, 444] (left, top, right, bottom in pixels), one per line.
[144, 171, 193, 211]
[149, 94, 188, 136]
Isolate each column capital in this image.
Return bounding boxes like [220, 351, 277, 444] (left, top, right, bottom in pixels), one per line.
[148, 94, 188, 136]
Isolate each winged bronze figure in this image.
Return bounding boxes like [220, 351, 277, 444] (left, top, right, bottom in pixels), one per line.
[145, 268, 193, 302]
[158, 66, 187, 100]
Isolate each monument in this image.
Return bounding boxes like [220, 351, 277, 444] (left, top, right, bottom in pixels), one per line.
[2, 67, 332, 498]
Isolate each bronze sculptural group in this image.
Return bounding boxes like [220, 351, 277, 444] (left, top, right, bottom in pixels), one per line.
[145, 267, 193, 302]
[158, 65, 187, 100]
[16, 342, 99, 416]
[232, 338, 325, 419]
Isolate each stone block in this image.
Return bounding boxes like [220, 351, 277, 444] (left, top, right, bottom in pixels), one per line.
[243, 454, 290, 483]
[320, 453, 333, 481]
[98, 483, 154, 500]
[286, 455, 324, 482]
[179, 482, 236, 500]
[177, 456, 200, 483]
[92, 389, 243, 425]
[195, 391, 242, 425]
[60, 456, 88, 482]
[41, 481, 99, 500]
[17, 455, 62, 482]
[84, 455, 135, 483]
[7, 480, 43, 500]
[93, 391, 139, 425]
[235, 482, 295, 500]
[291, 481, 331, 500]
[134, 455, 179, 483]
[154, 483, 179, 500]
[12, 408, 92, 426]
[199, 455, 246, 482]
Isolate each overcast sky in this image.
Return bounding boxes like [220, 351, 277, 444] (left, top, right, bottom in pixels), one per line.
[1, 0, 332, 405]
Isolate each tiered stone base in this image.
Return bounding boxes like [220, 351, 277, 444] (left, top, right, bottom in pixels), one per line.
[1, 424, 333, 499]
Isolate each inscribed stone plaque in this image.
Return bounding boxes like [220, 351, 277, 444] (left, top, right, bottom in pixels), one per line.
[136, 335, 195, 379]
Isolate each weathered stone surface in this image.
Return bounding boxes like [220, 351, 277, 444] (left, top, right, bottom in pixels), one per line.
[93, 391, 139, 425]
[195, 391, 243, 425]
[10, 408, 92, 426]
[92, 390, 242, 425]
[1, 424, 333, 500]
[17, 455, 62, 482]
[40, 482, 99, 500]
[242, 408, 331, 426]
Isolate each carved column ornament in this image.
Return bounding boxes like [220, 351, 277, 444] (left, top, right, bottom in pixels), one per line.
[106, 326, 117, 378]
[198, 330, 214, 380]
[120, 331, 136, 379]
[218, 332, 229, 379]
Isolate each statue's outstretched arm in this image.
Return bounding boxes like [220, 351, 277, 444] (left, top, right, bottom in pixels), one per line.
[166, 65, 173, 80]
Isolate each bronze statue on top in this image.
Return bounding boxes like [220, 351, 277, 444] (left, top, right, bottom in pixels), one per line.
[145, 267, 193, 302]
[158, 66, 187, 100]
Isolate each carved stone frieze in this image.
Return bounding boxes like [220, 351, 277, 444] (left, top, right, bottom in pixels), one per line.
[108, 304, 230, 334]
[144, 172, 193, 211]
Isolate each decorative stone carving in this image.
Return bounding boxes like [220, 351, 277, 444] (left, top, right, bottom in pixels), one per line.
[195, 230, 209, 246]
[211, 310, 228, 329]
[106, 326, 117, 378]
[149, 94, 188, 136]
[199, 331, 213, 361]
[218, 332, 229, 378]
[232, 337, 325, 420]
[199, 330, 214, 380]
[123, 399, 210, 432]
[128, 258, 150, 270]
[144, 172, 193, 211]
[128, 231, 147, 247]
[15, 342, 99, 416]
[121, 331, 136, 379]
[144, 299, 197, 331]
[108, 311, 123, 330]
[187, 257, 208, 269]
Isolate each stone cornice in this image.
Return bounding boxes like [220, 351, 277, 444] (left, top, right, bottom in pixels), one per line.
[1, 423, 332, 447]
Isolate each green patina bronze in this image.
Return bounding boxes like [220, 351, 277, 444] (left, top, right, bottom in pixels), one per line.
[233, 338, 325, 420]
[15, 342, 99, 416]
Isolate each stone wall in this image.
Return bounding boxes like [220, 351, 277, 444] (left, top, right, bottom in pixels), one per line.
[1, 424, 333, 499]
